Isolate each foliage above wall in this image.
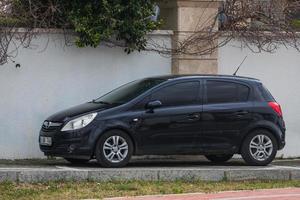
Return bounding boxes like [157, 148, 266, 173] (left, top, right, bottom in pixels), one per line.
[291, 19, 300, 29]
[0, 0, 300, 66]
[13, 0, 160, 52]
[0, 0, 160, 64]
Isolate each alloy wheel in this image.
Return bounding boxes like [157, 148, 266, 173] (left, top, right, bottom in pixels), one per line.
[249, 134, 273, 161]
[103, 135, 129, 163]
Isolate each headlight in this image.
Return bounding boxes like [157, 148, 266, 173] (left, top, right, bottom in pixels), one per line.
[61, 113, 97, 131]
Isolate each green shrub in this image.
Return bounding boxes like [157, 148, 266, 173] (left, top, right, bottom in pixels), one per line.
[291, 19, 300, 29]
[65, 0, 160, 53]
[0, 17, 27, 27]
[9, 0, 160, 53]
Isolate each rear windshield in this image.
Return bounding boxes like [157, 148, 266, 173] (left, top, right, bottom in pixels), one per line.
[257, 84, 275, 101]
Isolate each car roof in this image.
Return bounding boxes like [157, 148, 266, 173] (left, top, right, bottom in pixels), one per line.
[149, 74, 260, 83]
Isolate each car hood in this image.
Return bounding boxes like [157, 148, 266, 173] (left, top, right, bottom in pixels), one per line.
[46, 102, 115, 122]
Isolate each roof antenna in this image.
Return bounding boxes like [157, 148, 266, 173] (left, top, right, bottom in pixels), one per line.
[233, 56, 248, 76]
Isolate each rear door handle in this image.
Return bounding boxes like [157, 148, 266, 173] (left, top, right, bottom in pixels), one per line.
[234, 111, 249, 116]
[188, 113, 201, 121]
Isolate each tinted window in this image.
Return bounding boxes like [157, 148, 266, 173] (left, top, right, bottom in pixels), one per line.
[94, 78, 166, 104]
[257, 84, 275, 101]
[132, 95, 151, 110]
[151, 81, 199, 107]
[206, 81, 249, 104]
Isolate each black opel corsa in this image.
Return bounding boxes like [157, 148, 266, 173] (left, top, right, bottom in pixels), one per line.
[40, 75, 286, 167]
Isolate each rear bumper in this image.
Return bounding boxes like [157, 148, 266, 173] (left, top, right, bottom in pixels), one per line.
[278, 140, 285, 150]
[278, 132, 286, 150]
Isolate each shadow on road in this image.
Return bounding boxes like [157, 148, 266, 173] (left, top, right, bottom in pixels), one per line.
[62, 159, 248, 168]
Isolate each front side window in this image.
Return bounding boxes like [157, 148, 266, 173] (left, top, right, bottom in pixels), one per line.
[151, 81, 200, 107]
[206, 80, 249, 104]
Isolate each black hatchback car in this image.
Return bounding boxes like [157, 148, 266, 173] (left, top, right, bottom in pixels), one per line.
[40, 75, 285, 167]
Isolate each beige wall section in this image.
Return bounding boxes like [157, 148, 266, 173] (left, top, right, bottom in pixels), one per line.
[173, 59, 218, 74]
[159, 0, 220, 74]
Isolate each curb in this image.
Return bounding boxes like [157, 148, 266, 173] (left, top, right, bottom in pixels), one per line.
[1, 168, 300, 183]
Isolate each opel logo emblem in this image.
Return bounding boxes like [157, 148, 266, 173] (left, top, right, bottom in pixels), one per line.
[43, 121, 51, 128]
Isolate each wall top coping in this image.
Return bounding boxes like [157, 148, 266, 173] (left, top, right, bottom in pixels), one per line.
[1, 28, 174, 36]
[150, 30, 174, 36]
[159, 0, 222, 8]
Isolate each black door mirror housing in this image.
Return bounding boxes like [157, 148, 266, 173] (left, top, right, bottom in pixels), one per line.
[145, 100, 162, 110]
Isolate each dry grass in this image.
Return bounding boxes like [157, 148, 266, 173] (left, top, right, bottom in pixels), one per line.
[0, 180, 300, 200]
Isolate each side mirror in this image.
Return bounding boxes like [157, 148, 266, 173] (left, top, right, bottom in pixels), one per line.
[145, 100, 162, 111]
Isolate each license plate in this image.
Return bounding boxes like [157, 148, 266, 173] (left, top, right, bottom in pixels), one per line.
[40, 136, 52, 146]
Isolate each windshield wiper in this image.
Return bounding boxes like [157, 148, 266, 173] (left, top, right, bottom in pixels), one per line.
[91, 100, 112, 105]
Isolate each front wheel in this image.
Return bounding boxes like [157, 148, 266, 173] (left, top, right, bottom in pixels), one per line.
[95, 130, 133, 168]
[205, 154, 233, 163]
[241, 129, 278, 166]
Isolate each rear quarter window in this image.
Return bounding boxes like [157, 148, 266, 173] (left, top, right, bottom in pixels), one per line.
[257, 84, 275, 102]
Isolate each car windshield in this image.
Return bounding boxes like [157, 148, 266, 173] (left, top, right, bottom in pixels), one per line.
[93, 78, 166, 105]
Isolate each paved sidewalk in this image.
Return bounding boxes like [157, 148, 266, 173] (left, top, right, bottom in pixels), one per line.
[0, 158, 300, 183]
[104, 188, 300, 200]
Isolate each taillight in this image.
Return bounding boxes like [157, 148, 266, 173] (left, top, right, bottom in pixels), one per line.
[268, 102, 283, 117]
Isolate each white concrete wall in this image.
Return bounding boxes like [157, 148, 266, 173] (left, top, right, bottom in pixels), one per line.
[219, 39, 300, 158]
[0, 31, 172, 159]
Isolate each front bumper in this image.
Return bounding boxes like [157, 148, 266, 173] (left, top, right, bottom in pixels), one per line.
[39, 124, 94, 159]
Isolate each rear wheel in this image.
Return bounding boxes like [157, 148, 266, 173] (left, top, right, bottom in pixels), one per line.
[64, 158, 89, 164]
[95, 130, 133, 168]
[241, 129, 277, 166]
[205, 154, 233, 163]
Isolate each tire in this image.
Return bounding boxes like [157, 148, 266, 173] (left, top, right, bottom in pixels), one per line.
[64, 158, 89, 164]
[241, 129, 278, 166]
[205, 154, 233, 163]
[95, 130, 133, 168]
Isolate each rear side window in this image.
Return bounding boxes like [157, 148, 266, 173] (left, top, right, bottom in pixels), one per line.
[206, 80, 250, 104]
[151, 81, 199, 107]
[257, 84, 275, 101]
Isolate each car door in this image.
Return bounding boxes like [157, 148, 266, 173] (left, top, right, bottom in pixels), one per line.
[134, 80, 203, 155]
[200, 79, 253, 153]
